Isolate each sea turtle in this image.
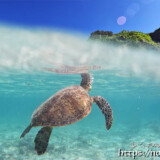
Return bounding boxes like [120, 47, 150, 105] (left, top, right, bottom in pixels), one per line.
[20, 66, 113, 155]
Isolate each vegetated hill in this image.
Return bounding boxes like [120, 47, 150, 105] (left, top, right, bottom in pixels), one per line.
[89, 29, 160, 51]
[149, 28, 160, 43]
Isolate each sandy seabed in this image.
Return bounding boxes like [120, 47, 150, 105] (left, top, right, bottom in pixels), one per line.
[1, 122, 160, 160]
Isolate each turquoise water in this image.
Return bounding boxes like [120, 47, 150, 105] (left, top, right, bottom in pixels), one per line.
[1, 70, 160, 160]
[1, 26, 160, 160]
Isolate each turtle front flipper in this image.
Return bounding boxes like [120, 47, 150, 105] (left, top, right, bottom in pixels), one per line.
[93, 96, 113, 130]
[34, 127, 53, 155]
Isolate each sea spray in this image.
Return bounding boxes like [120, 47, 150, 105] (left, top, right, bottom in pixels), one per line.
[0, 25, 160, 79]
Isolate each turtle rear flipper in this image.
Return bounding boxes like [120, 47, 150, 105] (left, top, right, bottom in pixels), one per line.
[34, 127, 53, 155]
[20, 124, 32, 138]
[93, 96, 113, 130]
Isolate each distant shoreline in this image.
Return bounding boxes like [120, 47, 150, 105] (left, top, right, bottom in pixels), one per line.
[89, 28, 160, 51]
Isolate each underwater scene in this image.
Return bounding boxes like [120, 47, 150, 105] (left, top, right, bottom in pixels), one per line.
[0, 26, 160, 160]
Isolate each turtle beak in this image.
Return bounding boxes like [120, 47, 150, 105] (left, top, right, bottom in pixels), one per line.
[88, 86, 92, 91]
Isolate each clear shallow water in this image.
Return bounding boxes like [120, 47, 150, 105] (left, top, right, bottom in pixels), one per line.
[1, 71, 160, 160]
[1, 25, 160, 160]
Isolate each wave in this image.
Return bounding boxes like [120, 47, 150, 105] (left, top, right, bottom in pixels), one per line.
[0, 25, 160, 79]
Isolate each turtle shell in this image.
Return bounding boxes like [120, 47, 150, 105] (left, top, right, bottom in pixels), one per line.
[31, 85, 92, 127]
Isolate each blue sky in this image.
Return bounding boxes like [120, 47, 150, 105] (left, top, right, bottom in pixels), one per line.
[0, 0, 159, 34]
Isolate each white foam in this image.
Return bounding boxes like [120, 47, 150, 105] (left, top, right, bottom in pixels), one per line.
[0, 25, 160, 80]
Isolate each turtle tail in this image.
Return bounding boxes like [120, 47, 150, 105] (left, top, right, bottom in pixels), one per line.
[34, 127, 53, 155]
[20, 124, 32, 138]
[93, 96, 113, 130]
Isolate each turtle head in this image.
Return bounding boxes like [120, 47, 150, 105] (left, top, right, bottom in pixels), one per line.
[80, 73, 92, 92]
[81, 82, 92, 92]
[87, 85, 92, 91]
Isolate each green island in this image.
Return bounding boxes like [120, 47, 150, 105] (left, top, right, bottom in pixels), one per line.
[89, 28, 160, 51]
